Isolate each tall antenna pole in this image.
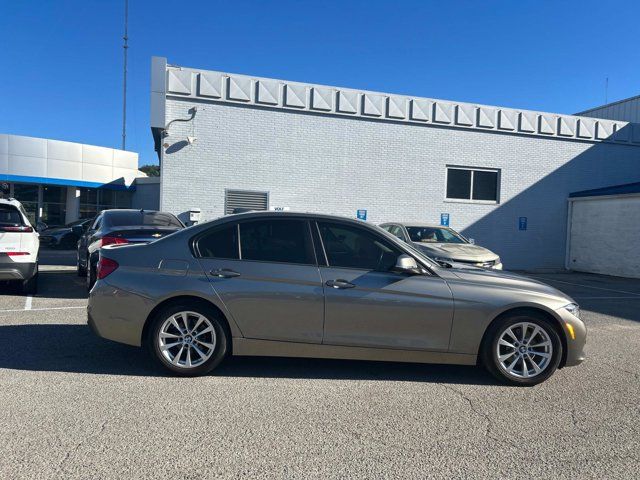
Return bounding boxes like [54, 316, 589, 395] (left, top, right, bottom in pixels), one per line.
[122, 0, 129, 150]
[605, 76, 609, 105]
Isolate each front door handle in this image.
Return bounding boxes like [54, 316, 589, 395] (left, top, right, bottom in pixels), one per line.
[210, 268, 241, 278]
[326, 279, 356, 289]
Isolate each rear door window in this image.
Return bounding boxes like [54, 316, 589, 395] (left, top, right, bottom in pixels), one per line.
[239, 219, 314, 265]
[196, 224, 239, 259]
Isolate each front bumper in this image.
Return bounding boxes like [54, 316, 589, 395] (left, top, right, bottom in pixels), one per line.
[0, 259, 37, 281]
[556, 307, 587, 367]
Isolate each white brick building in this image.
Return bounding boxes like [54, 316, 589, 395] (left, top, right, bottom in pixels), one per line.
[150, 57, 640, 270]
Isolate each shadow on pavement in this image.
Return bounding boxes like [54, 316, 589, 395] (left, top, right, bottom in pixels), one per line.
[0, 324, 496, 385]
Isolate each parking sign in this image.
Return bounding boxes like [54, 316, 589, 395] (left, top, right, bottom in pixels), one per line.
[440, 213, 450, 226]
[519, 217, 527, 231]
[357, 209, 367, 221]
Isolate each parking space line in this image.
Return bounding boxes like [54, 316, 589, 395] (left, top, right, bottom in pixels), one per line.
[535, 278, 640, 296]
[575, 296, 640, 300]
[24, 296, 33, 310]
[0, 306, 85, 313]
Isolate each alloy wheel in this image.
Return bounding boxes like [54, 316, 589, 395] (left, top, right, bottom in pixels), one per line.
[158, 311, 217, 368]
[496, 322, 553, 379]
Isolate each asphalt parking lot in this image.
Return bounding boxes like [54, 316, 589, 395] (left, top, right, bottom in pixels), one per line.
[1, 252, 639, 479]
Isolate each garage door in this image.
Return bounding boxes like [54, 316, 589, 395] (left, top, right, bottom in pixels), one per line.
[568, 195, 640, 278]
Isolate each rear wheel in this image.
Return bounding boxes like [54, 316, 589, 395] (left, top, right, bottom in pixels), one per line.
[481, 312, 562, 386]
[77, 252, 87, 277]
[146, 303, 228, 376]
[21, 264, 38, 295]
[86, 264, 96, 291]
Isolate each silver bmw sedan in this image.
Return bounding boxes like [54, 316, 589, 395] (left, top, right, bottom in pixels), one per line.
[87, 211, 586, 386]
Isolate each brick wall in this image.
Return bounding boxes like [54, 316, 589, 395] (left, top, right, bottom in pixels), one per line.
[161, 98, 639, 270]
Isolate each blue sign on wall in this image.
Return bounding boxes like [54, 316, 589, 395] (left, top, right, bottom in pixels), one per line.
[440, 213, 450, 227]
[519, 217, 528, 231]
[357, 209, 367, 221]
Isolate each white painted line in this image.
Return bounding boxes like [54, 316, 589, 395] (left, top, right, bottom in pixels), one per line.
[537, 278, 640, 296]
[24, 295, 33, 310]
[0, 306, 85, 313]
[575, 296, 640, 300]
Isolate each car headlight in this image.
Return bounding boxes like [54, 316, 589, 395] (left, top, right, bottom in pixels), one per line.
[563, 303, 580, 319]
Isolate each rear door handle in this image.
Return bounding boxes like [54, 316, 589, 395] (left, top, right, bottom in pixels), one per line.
[209, 268, 241, 278]
[326, 279, 356, 289]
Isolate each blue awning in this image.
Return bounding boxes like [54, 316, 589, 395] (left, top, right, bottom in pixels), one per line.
[570, 181, 640, 198]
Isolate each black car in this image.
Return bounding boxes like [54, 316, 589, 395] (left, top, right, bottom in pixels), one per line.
[76, 209, 184, 289]
[39, 218, 93, 249]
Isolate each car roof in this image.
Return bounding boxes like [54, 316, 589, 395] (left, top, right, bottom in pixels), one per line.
[0, 198, 23, 208]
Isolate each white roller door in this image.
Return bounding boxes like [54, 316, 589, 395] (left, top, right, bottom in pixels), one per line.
[567, 195, 640, 278]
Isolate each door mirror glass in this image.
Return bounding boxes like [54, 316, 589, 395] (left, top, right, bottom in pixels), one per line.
[468, 238, 475, 245]
[394, 254, 420, 274]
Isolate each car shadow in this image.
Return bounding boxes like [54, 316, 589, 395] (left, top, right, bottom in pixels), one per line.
[0, 324, 497, 385]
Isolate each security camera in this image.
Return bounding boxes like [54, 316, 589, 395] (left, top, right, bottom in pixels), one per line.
[187, 136, 197, 145]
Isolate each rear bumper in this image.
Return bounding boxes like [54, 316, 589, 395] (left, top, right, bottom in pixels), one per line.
[87, 279, 152, 347]
[0, 260, 36, 281]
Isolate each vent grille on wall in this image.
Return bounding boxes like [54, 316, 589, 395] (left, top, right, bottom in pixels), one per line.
[225, 189, 269, 215]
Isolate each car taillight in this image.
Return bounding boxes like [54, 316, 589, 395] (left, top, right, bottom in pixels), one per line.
[6, 252, 30, 256]
[101, 236, 129, 247]
[97, 257, 119, 279]
[0, 226, 33, 232]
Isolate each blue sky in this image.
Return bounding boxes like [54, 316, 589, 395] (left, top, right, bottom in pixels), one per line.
[1, 0, 638, 166]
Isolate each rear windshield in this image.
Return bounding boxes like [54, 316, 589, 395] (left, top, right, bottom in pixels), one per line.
[106, 211, 183, 228]
[0, 205, 24, 226]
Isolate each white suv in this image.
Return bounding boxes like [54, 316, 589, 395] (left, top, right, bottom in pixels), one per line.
[0, 198, 39, 294]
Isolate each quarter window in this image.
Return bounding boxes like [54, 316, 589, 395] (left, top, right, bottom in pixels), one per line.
[197, 224, 239, 259]
[318, 222, 401, 271]
[239, 219, 313, 264]
[446, 167, 499, 202]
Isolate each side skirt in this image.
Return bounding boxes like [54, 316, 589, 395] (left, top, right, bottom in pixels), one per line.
[232, 338, 477, 366]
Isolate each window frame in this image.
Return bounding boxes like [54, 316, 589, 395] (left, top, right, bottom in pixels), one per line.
[445, 166, 500, 204]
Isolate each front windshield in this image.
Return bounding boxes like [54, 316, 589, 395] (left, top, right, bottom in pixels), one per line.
[406, 226, 467, 244]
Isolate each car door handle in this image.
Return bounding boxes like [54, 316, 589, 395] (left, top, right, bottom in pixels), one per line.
[209, 268, 241, 278]
[326, 279, 356, 289]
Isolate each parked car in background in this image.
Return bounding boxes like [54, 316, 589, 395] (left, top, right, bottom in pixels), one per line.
[87, 211, 585, 386]
[379, 222, 502, 270]
[0, 198, 39, 294]
[76, 209, 184, 290]
[39, 218, 93, 249]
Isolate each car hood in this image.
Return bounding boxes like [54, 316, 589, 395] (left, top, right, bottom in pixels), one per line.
[412, 242, 498, 262]
[439, 264, 573, 303]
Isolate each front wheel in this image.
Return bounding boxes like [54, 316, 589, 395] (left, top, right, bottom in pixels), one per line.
[146, 303, 228, 376]
[481, 313, 562, 386]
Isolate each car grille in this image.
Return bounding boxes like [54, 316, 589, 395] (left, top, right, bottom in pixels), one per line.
[455, 259, 496, 268]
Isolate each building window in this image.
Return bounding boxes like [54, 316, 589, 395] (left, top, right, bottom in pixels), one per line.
[446, 167, 499, 203]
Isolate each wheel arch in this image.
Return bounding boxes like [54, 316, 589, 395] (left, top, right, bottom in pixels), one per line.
[479, 306, 568, 369]
[141, 295, 235, 354]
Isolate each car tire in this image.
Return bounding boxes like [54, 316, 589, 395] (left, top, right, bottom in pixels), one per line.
[481, 312, 562, 386]
[21, 265, 38, 295]
[77, 252, 87, 277]
[146, 302, 229, 377]
[86, 264, 96, 291]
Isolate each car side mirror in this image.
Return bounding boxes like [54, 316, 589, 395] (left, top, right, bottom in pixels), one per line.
[468, 238, 475, 245]
[394, 254, 420, 274]
[71, 225, 84, 236]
